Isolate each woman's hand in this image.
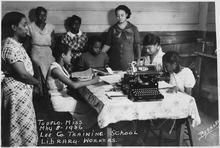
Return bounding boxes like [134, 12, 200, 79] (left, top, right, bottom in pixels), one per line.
[92, 75, 100, 84]
[136, 58, 141, 66]
[11, 61, 40, 86]
[166, 86, 178, 93]
[156, 64, 163, 72]
[33, 81, 43, 96]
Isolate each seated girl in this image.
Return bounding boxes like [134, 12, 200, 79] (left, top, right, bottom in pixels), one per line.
[78, 36, 109, 71]
[162, 51, 196, 95]
[141, 33, 165, 71]
[46, 41, 99, 128]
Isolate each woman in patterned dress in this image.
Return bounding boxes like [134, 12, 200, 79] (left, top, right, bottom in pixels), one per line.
[102, 5, 141, 70]
[61, 15, 88, 73]
[27, 6, 55, 79]
[1, 12, 40, 146]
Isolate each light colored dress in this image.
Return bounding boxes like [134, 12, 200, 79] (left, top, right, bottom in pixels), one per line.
[46, 62, 97, 129]
[1, 37, 38, 146]
[169, 67, 196, 92]
[46, 62, 77, 113]
[27, 22, 55, 78]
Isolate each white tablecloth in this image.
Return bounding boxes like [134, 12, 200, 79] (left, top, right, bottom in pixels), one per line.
[85, 82, 201, 129]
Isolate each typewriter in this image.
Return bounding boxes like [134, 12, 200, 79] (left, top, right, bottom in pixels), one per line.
[121, 63, 164, 102]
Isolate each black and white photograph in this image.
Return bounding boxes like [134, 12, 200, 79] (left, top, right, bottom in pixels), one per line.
[0, 0, 219, 146]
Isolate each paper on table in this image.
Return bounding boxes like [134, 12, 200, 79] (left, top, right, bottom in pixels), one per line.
[113, 71, 126, 78]
[105, 91, 128, 102]
[100, 74, 122, 84]
[105, 91, 124, 97]
[158, 81, 175, 89]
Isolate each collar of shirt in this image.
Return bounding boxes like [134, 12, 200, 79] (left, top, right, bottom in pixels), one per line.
[156, 46, 164, 57]
[144, 46, 164, 64]
[67, 30, 82, 39]
[114, 21, 132, 30]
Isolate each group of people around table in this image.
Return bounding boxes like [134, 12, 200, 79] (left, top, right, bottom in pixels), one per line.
[1, 4, 195, 146]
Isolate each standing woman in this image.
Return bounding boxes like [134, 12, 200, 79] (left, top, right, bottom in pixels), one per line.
[27, 6, 55, 79]
[1, 12, 39, 146]
[102, 5, 141, 70]
[61, 15, 88, 73]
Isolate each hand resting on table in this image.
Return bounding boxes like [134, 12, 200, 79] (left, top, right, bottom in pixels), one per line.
[166, 86, 178, 93]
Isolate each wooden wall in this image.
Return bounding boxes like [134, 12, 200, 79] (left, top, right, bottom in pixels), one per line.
[2, 1, 202, 33]
[207, 2, 216, 32]
[2, 1, 216, 54]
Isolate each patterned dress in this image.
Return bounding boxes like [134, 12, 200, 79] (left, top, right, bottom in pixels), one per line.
[105, 21, 141, 70]
[1, 38, 38, 146]
[61, 31, 88, 73]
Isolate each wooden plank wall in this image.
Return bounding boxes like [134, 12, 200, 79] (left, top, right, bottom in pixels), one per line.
[207, 2, 216, 32]
[2, 1, 201, 33]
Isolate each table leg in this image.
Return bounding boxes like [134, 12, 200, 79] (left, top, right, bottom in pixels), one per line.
[158, 129, 162, 146]
[176, 119, 185, 146]
[185, 118, 193, 146]
[106, 127, 112, 146]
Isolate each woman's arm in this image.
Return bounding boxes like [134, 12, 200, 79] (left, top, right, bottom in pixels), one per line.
[11, 61, 39, 86]
[102, 44, 111, 53]
[135, 44, 141, 61]
[133, 26, 141, 62]
[51, 68, 99, 89]
[102, 27, 112, 53]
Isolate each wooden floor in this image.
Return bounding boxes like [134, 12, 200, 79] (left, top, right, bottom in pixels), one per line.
[191, 97, 219, 146]
[191, 110, 219, 146]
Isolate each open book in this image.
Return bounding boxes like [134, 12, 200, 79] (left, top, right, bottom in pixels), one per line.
[100, 74, 122, 84]
[71, 68, 93, 81]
